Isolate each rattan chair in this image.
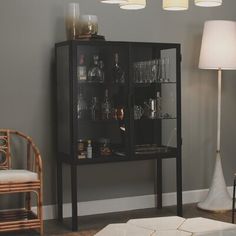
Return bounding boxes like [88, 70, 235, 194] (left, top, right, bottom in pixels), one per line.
[0, 129, 43, 235]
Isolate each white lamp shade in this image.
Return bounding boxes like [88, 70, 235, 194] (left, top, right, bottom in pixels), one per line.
[195, 0, 222, 7]
[163, 0, 189, 11]
[120, 0, 146, 10]
[101, 0, 127, 4]
[199, 21, 236, 70]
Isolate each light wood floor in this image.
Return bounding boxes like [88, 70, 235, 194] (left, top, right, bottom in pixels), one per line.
[0, 204, 234, 236]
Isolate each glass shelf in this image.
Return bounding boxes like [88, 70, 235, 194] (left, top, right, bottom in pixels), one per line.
[78, 81, 126, 86]
[134, 117, 176, 121]
[134, 81, 176, 87]
[78, 119, 124, 125]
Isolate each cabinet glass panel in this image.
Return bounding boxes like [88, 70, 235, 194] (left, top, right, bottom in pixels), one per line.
[56, 45, 71, 155]
[76, 44, 129, 161]
[131, 45, 177, 158]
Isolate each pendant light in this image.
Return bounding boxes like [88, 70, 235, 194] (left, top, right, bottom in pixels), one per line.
[120, 0, 146, 10]
[195, 0, 222, 7]
[163, 0, 189, 11]
[101, 0, 127, 4]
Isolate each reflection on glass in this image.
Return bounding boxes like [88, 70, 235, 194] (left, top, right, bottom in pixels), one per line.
[90, 97, 100, 121]
[77, 93, 87, 119]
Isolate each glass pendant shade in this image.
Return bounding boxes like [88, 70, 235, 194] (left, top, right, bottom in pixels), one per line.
[120, 0, 146, 10]
[163, 0, 189, 10]
[199, 21, 236, 70]
[101, 0, 127, 4]
[195, 0, 222, 7]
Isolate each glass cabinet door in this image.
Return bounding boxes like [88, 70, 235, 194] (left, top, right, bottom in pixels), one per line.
[76, 43, 129, 161]
[131, 44, 177, 158]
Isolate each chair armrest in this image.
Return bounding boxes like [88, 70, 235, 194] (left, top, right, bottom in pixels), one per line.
[10, 130, 43, 181]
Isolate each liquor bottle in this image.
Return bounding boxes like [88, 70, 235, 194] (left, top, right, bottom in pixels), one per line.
[87, 140, 92, 159]
[101, 89, 112, 120]
[78, 139, 86, 159]
[112, 53, 125, 83]
[88, 55, 103, 83]
[77, 54, 87, 81]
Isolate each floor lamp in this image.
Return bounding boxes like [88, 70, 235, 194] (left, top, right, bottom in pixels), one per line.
[197, 20, 236, 211]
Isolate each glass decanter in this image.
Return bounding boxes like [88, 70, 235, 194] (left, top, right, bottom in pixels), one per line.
[88, 55, 103, 83]
[112, 53, 125, 83]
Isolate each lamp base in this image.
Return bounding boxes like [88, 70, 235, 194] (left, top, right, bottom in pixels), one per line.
[197, 152, 232, 212]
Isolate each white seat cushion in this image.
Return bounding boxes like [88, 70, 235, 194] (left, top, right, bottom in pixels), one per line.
[0, 170, 38, 183]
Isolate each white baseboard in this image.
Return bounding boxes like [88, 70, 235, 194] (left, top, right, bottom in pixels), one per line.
[33, 186, 234, 220]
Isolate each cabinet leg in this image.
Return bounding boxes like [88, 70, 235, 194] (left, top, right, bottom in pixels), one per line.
[71, 165, 78, 231]
[157, 158, 162, 209]
[232, 177, 236, 223]
[176, 153, 183, 216]
[57, 160, 63, 222]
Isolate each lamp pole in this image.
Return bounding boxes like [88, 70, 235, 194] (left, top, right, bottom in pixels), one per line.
[197, 69, 232, 211]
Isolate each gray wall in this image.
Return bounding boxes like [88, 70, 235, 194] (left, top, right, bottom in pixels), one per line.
[0, 0, 236, 206]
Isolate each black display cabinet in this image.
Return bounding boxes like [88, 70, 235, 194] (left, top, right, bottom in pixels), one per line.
[55, 40, 182, 231]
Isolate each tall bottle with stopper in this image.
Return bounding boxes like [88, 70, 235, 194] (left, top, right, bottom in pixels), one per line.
[101, 89, 113, 120]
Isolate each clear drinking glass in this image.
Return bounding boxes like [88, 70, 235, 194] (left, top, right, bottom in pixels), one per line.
[151, 59, 159, 83]
[79, 15, 98, 35]
[136, 62, 142, 83]
[134, 105, 144, 120]
[140, 62, 146, 83]
[158, 58, 165, 82]
[164, 57, 170, 82]
[65, 3, 80, 40]
[158, 57, 171, 83]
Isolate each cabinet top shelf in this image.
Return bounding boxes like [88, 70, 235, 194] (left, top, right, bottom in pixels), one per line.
[55, 40, 181, 49]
